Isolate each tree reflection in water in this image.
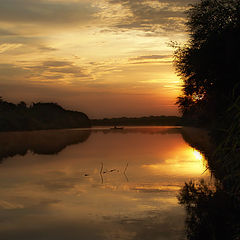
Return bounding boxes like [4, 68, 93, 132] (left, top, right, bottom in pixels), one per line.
[178, 179, 240, 240]
[0, 129, 91, 163]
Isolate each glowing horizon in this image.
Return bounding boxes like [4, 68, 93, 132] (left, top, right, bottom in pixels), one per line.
[0, 0, 196, 118]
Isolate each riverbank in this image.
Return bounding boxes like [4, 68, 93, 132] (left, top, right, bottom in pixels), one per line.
[91, 115, 182, 126]
[180, 127, 214, 155]
[0, 100, 91, 132]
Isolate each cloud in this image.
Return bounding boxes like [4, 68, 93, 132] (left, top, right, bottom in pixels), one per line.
[0, 43, 22, 53]
[0, 64, 31, 81]
[129, 54, 172, 65]
[107, 0, 196, 34]
[42, 61, 73, 68]
[38, 46, 57, 52]
[0, 0, 98, 26]
[0, 28, 17, 36]
[130, 54, 171, 61]
[130, 60, 172, 65]
[0, 60, 91, 87]
[0, 0, 100, 54]
[0, 200, 24, 210]
[0, 34, 59, 56]
[28, 60, 90, 79]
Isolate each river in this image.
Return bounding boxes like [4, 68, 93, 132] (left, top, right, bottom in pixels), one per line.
[0, 127, 209, 240]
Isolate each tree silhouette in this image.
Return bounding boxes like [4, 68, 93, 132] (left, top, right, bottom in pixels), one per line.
[0, 99, 91, 131]
[174, 0, 240, 126]
[175, 2, 240, 238]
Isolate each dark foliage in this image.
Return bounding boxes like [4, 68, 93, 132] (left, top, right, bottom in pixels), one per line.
[174, 0, 240, 196]
[91, 116, 182, 126]
[175, 1, 240, 239]
[174, 0, 240, 127]
[0, 98, 91, 132]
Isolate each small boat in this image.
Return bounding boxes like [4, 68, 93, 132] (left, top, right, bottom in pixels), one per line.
[110, 126, 124, 130]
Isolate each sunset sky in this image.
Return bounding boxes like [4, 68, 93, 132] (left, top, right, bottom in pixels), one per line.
[0, 0, 195, 118]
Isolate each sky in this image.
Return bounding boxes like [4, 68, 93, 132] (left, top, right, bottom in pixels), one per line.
[0, 0, 196, 118]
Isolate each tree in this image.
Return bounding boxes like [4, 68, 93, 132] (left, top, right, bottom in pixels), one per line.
[174, 0, 240, 126]
[17, 101, 27, 110]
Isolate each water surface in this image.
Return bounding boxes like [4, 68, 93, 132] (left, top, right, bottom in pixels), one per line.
[0, 127, 208, 240]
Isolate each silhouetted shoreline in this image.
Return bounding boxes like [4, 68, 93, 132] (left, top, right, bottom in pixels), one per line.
[0, 98, 91, 132]
[0, 98, 184, 132]
[91, 115, 182, 126]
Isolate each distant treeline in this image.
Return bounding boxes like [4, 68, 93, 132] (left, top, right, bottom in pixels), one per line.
[91, 115, 182, 126]
[0, 98, 91, 132]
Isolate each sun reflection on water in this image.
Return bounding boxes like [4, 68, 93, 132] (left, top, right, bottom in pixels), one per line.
[0, 127, 210, 240]
[193, 149, 204, 161]
[142, 147, 207, 176]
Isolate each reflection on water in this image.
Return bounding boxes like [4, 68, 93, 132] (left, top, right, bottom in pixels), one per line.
[179, 127, 240, 240]
[178, 180, 240, 240]
[0, 127, 208, 240]
[0, 129, 91, 162]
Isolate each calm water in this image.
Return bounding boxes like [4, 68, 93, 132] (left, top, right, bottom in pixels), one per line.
[0, 127, 208, 240]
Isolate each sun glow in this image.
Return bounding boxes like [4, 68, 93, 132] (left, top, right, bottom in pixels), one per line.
[142, 147, 208, 176]
[193, 149, 203, 161]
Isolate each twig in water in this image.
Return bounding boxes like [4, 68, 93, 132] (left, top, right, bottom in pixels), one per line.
[201, 167, 209, 175]
[123, 162, 129, 182]
[100, 162, 104, 184]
